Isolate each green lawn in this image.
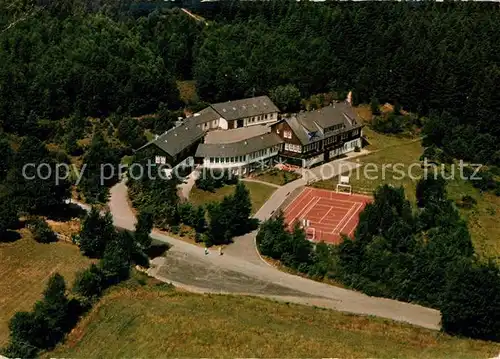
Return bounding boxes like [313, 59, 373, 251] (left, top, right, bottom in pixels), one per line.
[46, 281, 500, 359]
[189, 181, 276, 214]
[0, 230, 92, 346]
[251, 169, 301, 186]
[313, 139, 424, 202]
[313, 128, 500, 259]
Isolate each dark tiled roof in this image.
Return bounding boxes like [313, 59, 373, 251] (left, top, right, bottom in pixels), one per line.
[210, 96, 279, 122]
[195, 133, 283, 158]
[138, 123, 206, 157]
[284, 102, 361, 145]
[186, 106, 220, 126]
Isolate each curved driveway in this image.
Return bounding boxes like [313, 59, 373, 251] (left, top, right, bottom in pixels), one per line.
[107, 161, 441, 331]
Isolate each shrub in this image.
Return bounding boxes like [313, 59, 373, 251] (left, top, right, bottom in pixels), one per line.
[171, 225, 180, 234]
[195, 169, 237, 192]
[458, 195, 477, 209]
[203, 235, 213, 247]
[354, 145, 361, 152]
[72, 264, 104, 302]
[28, 217, 57, 243]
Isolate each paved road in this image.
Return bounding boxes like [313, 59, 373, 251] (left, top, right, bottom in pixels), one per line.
[177, 169, 199, 200]
[106, 163, 441, 330]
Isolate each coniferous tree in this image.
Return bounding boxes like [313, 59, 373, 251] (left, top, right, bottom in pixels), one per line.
[33, 273, 70, 347]
[7, 137, 70, 214]
[370, 96, 381, 116]
[77, 208, 115, 258]
[232, 182, 252, 235]
[72, 264, 104, 303]
[135, 209, 154, 249]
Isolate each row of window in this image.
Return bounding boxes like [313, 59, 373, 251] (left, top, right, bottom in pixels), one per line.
[325, 123, 344, 134]
[155, 156, 167, 164]
[285, 143, 301, 153]
[280, 128, 359, 142]
[247, 113, 274, 124]
[209, 155, 246, 164]
[201, 119, 219, 130]
[283, 129, 361, 154]
[207, 145, 281, 164]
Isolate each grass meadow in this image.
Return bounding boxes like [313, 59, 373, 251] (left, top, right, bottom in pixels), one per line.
[46, 280, 500, 359]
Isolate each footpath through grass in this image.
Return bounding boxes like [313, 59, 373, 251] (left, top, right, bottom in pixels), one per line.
[312, 127, 500, 259]
[0, 230, 92, 346]
[189, 181, 276, 215]
[47, 282, 500, 359]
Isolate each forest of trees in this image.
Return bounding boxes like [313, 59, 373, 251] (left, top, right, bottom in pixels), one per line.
[0, 0, 499, 164]
[1, 0, 500, 346]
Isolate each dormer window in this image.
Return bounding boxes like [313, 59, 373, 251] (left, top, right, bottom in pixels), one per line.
[284, 130, 292, 139]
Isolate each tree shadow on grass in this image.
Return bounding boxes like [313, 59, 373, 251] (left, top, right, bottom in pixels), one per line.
[0, 230, 22, 243]
[146, 241, 171, 259]
[45, 203, 88, 221]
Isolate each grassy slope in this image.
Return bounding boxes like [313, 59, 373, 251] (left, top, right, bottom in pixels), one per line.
[189, 181, 276, 215]
[0, 230, 92, 345]
[313, 118, 500, 259]
[47, 283, 500, 359]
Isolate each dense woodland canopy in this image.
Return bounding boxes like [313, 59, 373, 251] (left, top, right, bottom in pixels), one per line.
[2, 0, 500, 348]
[0, 0, 499, 164]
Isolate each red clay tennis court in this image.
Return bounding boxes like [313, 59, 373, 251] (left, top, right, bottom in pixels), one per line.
[283, 187, 372, 244]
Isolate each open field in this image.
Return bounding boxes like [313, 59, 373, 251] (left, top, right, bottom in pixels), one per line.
[47, 282, 500, 359]
[0, 230, 92, 346]
[312, 128, 500, 259]
[313, 139, 424, 202]
[189, 181, 276, 214]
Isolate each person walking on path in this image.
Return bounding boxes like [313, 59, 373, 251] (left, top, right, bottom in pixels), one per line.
[219, 246, 223, 256]
[204, 247, 208, 255]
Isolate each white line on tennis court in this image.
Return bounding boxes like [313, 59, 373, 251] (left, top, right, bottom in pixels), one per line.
[283, 187, 312, 215]
[331, 203, 358, 234]
[318, 206, 334, 223]
[337, 202, 363, 235]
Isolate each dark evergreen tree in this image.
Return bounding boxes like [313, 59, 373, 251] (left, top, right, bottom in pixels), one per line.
[77, 208, 115, 258]
[72, 264, 104, 302]
[6, 137, 70, 214]
[135, 209, 154, 249]
[99, 232, 133, 285]
[370, 96, 381, 116]
[0, 201, 18, 237]
[231, 182, 252, 235]
[33, 273, 70, 347]
[269, 84, 301, 112]
[441, 259, 500, 341]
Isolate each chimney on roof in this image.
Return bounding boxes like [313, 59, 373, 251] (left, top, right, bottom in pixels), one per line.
[346, 91, 353, 106]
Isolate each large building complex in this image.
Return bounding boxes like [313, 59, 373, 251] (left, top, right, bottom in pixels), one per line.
[136, 95, 363, 173]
